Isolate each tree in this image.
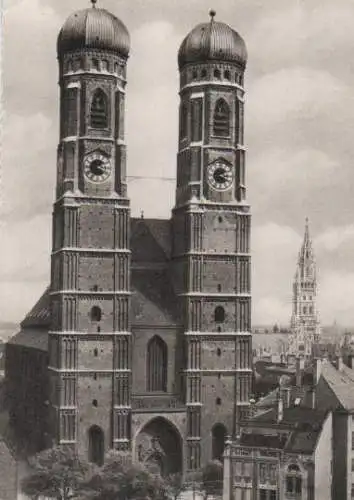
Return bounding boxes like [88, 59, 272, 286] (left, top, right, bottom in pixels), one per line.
[84, 451, 168, 500]
[201, 460, 223, 499]
[165, 472, 187, 500]
[21, 446, 91, 500]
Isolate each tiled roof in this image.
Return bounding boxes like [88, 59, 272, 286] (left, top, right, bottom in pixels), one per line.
[320, 361, 354, 411]
[241, 407, 327, 454]
[7, 329, 48, 352]
[21, 287, 51, 329]
[131, 268, 180, 326]
[131, 218, 171, 263]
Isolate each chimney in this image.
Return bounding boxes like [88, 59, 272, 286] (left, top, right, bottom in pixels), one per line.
[284, 387, 291, 408]
[277, 391, 284, 422]
[296, 357, 304, 387]
[314, 358, 322, 385]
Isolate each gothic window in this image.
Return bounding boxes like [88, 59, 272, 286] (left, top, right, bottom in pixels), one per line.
[216, 397, 222, 405]
[63, 88, 78, 137]
[180, 102, 188, 139]
[92, 58, 100, 71]
[90, 306, 102, 322]
[201, 69, 207, 79]
[212, 423, 227, 460]
[309, 306, 313, 314]
[90, 89, 108, 129]
[224, 70, 231, 80]
[94, 348, 98, 357]
[147, 336, 167, 392]
[213, 99, 230, 137]
[192, 69, 198, 80]
[217, 348, 221, 356]
[88, 425, 104, 466]
[191, 98, 203, 142]
[214, 68, 221, 79]
[102, 59, 109, 71]
[286, 464, 302, 495]
[214, 306, 225, 323]
[66, 59, 73, 72]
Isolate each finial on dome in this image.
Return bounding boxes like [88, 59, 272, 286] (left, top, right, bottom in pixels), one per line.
[91, 0, 97, 8]
[209, 9, 216, 21]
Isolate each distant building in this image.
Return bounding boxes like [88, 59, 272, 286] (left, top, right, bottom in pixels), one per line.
[223, 404, 332, 500]
[289, 219, 321, 358]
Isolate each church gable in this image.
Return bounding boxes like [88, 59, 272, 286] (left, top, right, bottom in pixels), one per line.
[130, 218, 171, 263]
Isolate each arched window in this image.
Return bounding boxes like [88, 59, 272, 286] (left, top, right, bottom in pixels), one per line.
[201, 69, 207, 79]
[90, 89, 108, 129]
[224, 70, 231, 80]
[147, 336, 167, 392]
[92, 58, 100, 71]
[212, 423, 227, 460]
[88, 425, 104, 466]
[102, 59, 109, 72]
[214, 306, 225, 323]
[214, 68, 221, 79]
[90, 306, 102, 322]
[286, 464, 302, 495]
[213, 99, 230, 137]
[66, 59, 73, 72]
[180, 103, 188, 139]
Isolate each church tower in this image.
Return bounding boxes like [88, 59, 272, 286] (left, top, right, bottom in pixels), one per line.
[48, 0, 132, 460]
[289, 219, 321, 358]
[172, 12, 252, 470]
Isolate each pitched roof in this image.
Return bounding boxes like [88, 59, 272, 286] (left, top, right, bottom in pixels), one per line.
[320, 360, 354, 411]
[7, 329, 49, 352]
[131, 268, 180, 326]
[21, 287, 51, 329]
[131, 218, 171, 263]
[240, 406, 328, 454]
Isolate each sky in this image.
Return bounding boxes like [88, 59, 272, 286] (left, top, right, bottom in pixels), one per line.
[2, 0, 354, 328]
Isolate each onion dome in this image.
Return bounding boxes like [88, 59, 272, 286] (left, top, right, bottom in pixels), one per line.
[178, 10, 247, 70]
[57, 0, 130, 58]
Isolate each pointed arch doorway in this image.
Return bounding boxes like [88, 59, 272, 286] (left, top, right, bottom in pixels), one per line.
[135, 417, 182, 477]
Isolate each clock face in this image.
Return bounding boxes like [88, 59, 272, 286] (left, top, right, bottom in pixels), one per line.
[84, 153, 112, 183]
[207, 161, 234, 191]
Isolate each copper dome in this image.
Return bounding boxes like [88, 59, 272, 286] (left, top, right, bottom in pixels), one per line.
[178, 18, 247, 70]
[57, 5, 130, 58]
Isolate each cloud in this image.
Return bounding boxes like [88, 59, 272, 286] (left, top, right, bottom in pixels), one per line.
[248, 67, 347, 131]
[316, 225, 354, 253]
[0, 214, 51, 323]
[3, 0, 354, 328]
[2, 112, 56, 221]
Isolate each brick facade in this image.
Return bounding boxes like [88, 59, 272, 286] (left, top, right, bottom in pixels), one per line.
[6, 7, 252, 476]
